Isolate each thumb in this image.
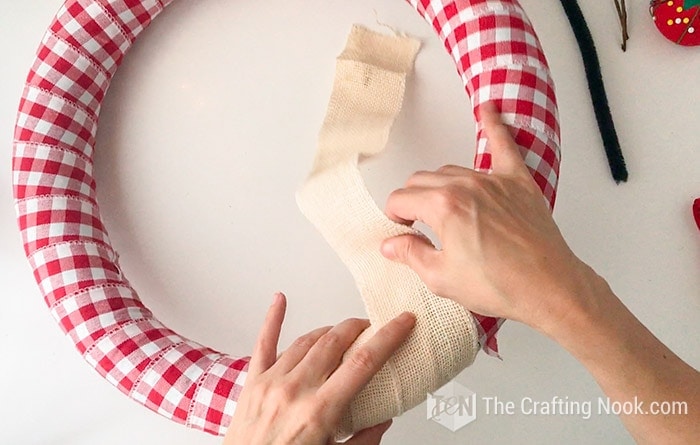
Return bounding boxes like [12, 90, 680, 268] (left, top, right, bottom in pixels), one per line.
[343, 420, 392, 445]
[381, 234, 438, 277]
[479, 101, 530, 178]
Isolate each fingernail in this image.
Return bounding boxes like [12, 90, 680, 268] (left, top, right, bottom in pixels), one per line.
[397, 312, 416, 327]
[381, 241, 396, 259]
[271, 292, 283, 306]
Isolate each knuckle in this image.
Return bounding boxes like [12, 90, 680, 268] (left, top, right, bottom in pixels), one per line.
[434, 186, 461, 213]
[436, 165, 451, 174]
[346, 317, 369, 331]
[292, 333, 318, 350]
[436, 164, 460, 174]
[269, 381, 298, 405]
[458, 173, 481, 189]
[400, 236, 416, 260]
[405, 170, 429, 187]
[316, 331, 341, 349]
[348, 348, 377, 373]
[387, 189, 403, 206]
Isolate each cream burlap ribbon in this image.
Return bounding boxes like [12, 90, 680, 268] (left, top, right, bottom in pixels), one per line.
[296, 26, 479, 436]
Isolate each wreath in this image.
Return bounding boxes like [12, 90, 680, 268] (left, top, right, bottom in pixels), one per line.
[13, 0, 559, 436]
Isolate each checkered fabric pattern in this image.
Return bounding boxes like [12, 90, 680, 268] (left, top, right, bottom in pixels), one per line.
[13, 0, 559, 436]
[408, 0, 560, 355]
[13, 0, 247, 436]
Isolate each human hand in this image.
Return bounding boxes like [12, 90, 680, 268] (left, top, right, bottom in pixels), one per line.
[380, 102, 595, 336]
[379, 102, 700, 445]
[223, 293, 416, 445]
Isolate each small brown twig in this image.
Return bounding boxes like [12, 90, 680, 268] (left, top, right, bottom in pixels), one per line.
[613, 0, 629, 51]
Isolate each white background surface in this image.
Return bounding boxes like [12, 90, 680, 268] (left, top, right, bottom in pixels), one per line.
[1, 1, 698, 444]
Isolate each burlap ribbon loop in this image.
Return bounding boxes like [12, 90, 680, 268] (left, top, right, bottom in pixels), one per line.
[296, 25, 479, 436]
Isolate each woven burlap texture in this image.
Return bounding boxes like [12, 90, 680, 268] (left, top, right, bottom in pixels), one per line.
[296, 25, 479, 436]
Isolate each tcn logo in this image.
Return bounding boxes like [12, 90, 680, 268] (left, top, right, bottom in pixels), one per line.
[427, 381, 477, 432]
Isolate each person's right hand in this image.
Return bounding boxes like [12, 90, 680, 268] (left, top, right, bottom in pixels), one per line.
[380, 102, 595, 336]
[381, 101, 700, 444]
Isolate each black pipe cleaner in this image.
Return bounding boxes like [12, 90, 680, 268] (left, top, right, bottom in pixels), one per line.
[559, 0, 629, 183]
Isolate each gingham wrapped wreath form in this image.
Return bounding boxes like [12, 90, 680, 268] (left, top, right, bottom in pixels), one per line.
[13, 0, 560, 436]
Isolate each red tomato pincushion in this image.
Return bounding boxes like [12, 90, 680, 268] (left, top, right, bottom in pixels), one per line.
[651, 0, 700, 46]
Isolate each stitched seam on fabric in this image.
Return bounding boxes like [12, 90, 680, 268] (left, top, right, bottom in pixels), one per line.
[423, 1, 521, 22]
[50, 282, 143, 310]
[23, 84, 99, 124]
[467, 93, 559, 142]
[507, 118, 559, 144]
[13, 141, 95, 165]
[129, 341, 186, 397]
[434, 3, 534, 42]
[453, 1, 521, 18]
[463, 62, 552, 84]
[16, 192, 98, 209]
[15, 193, 99, 208]
[514, 130, 559, 151]
[47, 30, 111, 80]
[11, 140, 96, 169]
[185, 353, 226, 428]
[27, 239, 116, 260]
[82, 317, 159, 357]
[93, 0, 133, 44]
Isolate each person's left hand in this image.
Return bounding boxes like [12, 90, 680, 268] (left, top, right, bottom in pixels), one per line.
[223, 292, 416, 445]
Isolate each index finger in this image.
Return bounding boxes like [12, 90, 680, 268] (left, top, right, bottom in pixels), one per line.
[479, 101, 530, 178]
[247, 293, 287, 376]
[384, 186, 437, 228]
[317, 312, 416, 413]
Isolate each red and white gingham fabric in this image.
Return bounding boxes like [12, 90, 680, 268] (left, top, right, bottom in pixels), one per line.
[409, 0, 561, 354]
[13, 0, 559, 436]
